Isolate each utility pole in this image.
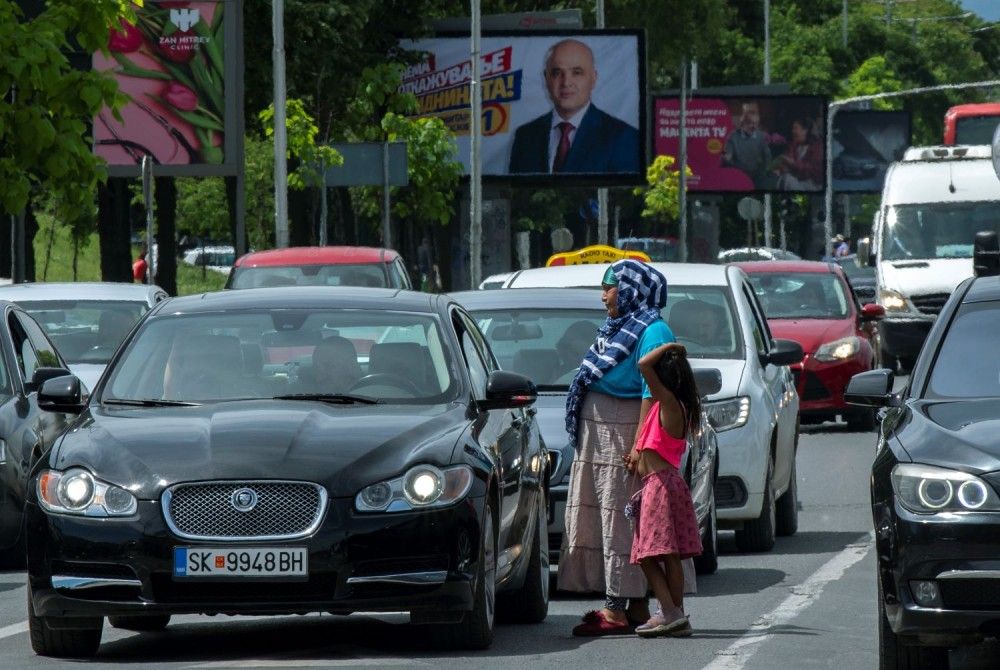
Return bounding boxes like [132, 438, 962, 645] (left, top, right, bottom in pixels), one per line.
[469, 0, 482, 288]
[678, 56, 689, 263]
[595, 0, 609, 245]
[762, 0, 773, 248]
[272, 0, 289, 248]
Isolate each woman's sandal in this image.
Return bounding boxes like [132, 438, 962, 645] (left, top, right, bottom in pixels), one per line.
[572, 610, 633, 637]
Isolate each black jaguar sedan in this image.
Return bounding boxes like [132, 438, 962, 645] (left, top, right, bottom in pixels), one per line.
[25, 287, 548, 657]
[848, 261, 1000, 669]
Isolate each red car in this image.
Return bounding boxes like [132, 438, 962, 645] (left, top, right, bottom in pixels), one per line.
[736, 260, 885, 430]
[225, 246, 412, 290]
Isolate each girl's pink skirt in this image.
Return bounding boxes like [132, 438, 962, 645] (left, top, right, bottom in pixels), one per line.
[630, 468, 703, 563]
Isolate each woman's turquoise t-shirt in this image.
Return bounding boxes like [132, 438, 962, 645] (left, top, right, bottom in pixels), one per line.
[590, 319, 675, 399]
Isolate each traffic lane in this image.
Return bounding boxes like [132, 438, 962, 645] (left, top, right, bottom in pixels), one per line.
[0, 425, 876, 669]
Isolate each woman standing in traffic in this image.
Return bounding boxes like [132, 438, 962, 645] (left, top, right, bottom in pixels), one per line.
[559, 259, 678, 636]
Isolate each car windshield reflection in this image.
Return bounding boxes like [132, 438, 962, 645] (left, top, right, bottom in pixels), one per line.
[18, 300, 147, 365]
[103, 309, 459, 404]
[747, 273, 850, 320]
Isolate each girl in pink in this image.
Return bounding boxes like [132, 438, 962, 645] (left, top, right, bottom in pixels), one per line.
[624, 342, 702, 637]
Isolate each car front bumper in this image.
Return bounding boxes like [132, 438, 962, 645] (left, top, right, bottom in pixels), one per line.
[879, 317, 933, 361]
[715, 426, 764, 524]
[27, 497, 484, 620]
[793, 353, 871, 416]
[877, 500, 1000, 644]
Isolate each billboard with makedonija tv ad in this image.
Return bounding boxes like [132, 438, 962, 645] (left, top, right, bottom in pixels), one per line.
[654, 95, 827, 194]
[399, 30, 646, 184]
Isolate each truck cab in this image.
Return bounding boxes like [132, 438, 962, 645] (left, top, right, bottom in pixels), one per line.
[864, 145, 1000, 371]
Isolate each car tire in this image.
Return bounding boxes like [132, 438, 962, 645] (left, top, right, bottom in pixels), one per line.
[847, 408, 878, 432]
[693, 497, 718, 575]
[878, 575, 950, 669]
[776, 456, 799, 537]
[107, 615, 171, 632]
[27, 585, 102, 658]
[735, 458, 776, 553]
[437, 500, 496, 650]
[498, 487, 550, 623]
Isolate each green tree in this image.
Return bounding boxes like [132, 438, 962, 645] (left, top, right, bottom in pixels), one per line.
[633, 155, 691, 234]
[260, 98, 343, 191]
[1, 0, 132, 218]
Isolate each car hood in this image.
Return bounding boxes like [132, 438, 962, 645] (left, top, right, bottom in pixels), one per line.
[67, 364, 105, 396]
[53, 400, 469, 499]
[897, 399, 1000, 474]
[767, 319, 855, 355]
[879, 257, 972, 297]
[688, 358, 745, 401]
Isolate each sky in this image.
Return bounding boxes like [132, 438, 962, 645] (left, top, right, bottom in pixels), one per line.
[960, 0, 1000, 22]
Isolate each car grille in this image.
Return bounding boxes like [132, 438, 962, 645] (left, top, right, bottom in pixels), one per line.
[853, 285, 876, 304]
[910, 293, 950, 316]
[163, 481, 327, 541]
[151, 573, 338, 603]
[938, 580, 1000, 611]
[801, 372, 830, 402]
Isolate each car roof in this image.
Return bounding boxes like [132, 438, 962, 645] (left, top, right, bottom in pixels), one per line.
[450, 287, 604, 310]
[233, 246, 399, 267]
[154, 286, 437, 315]
[504, 262, 729, 288]
[733, 260, 839, 275]
[0, 282, 165, 302]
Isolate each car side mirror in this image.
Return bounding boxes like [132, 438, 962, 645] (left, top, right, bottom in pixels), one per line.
[26, 367, 74, 394]
[478, 370, 537, 411]
[845, 369, 898, 408]
[763, 339, 803, 367]
[860, 303, 885, 322]
[37, 374, 85, 414]
[692, 367, 722, 398]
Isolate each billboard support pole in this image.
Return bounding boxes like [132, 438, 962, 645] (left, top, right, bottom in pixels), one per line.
[824, 79, 1000, 258]
[382, 142, 391, 249]
[272, 0, 289, 248]
[595, 0, 608, 245]
[678, 56, 688, 263]
[762, 0, 773, 248]
[141, 154, 154, 284]
[469, 0, 482, 288]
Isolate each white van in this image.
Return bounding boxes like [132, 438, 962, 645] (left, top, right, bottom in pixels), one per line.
[865, 145, 1000, 370]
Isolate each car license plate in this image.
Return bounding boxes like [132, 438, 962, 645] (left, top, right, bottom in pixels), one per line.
[173, 547, 307, 578]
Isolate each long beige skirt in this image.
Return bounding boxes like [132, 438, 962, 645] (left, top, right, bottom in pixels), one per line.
[558, 391, 696, 598]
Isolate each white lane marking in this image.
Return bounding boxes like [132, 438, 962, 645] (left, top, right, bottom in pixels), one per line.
[0, 621, 28, 641]
[191, 659, 426, 668]
[703, 532, 874, 670]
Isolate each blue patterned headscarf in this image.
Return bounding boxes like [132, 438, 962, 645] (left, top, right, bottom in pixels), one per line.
[564, 260, 668, 448]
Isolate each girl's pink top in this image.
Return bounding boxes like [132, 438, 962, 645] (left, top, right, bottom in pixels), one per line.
[635, 401, 686, 468]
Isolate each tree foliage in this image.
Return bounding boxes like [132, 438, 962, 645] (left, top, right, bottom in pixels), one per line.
[634, 155, 691, 227]
[260, 98, 342, 190]
[1, 0, 132, 218]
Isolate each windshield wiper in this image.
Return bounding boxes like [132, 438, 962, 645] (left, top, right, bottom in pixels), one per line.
[103, 398, 202, 407]
[273, 393, 380, 405]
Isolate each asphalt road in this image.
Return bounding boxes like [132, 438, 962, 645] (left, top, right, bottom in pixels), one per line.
[0, 412, 998, 668]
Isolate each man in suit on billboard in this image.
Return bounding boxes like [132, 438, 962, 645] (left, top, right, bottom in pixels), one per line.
[508, 39, 640, 174]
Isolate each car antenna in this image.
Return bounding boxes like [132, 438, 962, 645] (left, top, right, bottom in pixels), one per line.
[949, 163, 957, 194]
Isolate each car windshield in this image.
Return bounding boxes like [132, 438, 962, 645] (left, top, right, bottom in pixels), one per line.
[229, 264, 388, 289]
[18, 300, 147, 365]
[927, 300, 1000, 399]
[104, 309, 458, 404]
[747, 272, 850, 320]
[881, 202, 1000, 261]
[956, 116, 1000, 145]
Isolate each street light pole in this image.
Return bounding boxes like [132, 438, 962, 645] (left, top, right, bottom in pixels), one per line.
[762, 0, 773, 248]
[469, 0, 482, 288]
[595, 0, 608, 245]
[272, 0, 289, 248]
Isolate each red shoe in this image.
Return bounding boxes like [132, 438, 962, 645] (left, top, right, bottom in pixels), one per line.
[572, 610, 632, 637]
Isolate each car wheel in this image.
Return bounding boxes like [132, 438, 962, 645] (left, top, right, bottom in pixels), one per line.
[878, 575, 950, 669]
[107, 615, 171, 632]
[498, 487, 550, 623]
[735, 458, 776, 552]
[693, 496, 718, 575]
[776, 456, 799, 537]
[847, 408, 878, 432]
[438, 500, 496, 649]
[27, 585, 102, 658]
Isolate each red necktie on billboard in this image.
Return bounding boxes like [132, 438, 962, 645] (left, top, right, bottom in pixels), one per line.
[553, 121, 574, 172]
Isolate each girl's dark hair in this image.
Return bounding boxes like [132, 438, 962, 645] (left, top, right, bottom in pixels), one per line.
[653, 348, 701, 435]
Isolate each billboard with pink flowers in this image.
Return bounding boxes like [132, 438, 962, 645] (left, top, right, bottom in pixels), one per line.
[654, 95, 826, 193]
[94, 0, 243, 177]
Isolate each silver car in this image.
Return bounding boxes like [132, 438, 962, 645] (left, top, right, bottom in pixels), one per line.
[0, 283, 168, 392]
[452, 288, 722, 574]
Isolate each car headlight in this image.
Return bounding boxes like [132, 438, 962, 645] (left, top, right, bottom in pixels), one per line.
[879, 288, 910, 313]
[356, 464, 474, 513]
[814, 336, 862, 362]
[37, 468, 137, 517]
[703, 397, 750, 432]
[891, 463, 1000, 514]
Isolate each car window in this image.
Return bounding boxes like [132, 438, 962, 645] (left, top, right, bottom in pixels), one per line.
[746, 272, 850, 320]
[741, 282, 769, 358]
[229, 264, 388, 289]
[10, 312, 62, 381]
[393, 259, 411, 289]
[105, 309, 458, 404]
[0, 335, 12, 399]
[926, 300, 1000, 398]
[454, 313, 490, 399]
[665, 285, 743, 360]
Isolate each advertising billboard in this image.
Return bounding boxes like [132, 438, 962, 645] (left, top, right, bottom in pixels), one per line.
[654, 95, 826, 193]
[94, 0, 242, 177]
[399, 30, 645, 183]
[832, 110, 911, 193]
